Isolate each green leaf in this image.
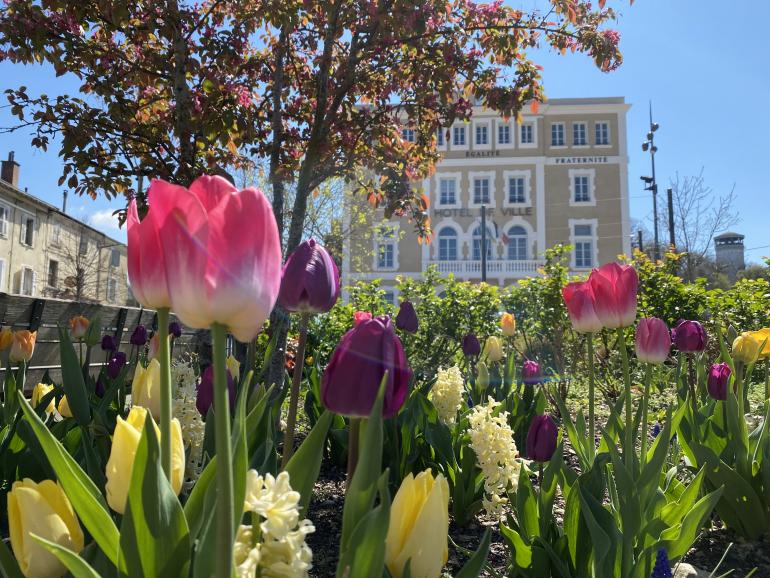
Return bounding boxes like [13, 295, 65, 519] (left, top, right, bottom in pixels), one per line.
[17, 396, 123, 570]
[184, 454, 217, 540]
[285, 410, 333, 516]
[577, 483, 620, 578]
[500, 524, 532, 569]
[516, 467, 539, 539]
[455, 528, 492, 578]
[58, 326, 91, 427]
[32, 535, 101, 578]
[661, 485, 723, 560]
[0, 535, 24, 578]
[119, 413, 190, 578]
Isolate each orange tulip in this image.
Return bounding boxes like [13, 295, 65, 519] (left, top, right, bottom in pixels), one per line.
[10, 330, 36, 363]
[68, 316, 90, 340]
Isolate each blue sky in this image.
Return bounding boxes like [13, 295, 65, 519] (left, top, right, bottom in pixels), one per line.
[1, 0, 768, 261]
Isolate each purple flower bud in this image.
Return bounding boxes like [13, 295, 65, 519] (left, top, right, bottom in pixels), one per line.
[95, 379, 106, 398]
[635, 317, 671, 364]
[101, 334, 116, 352]
[707, 362, 733, 401]
[130, 324, 148, 346]
[395, 300, 418, 333]
[526, 414, 558, 462]
[107, 351, 127, 380]
[168, 321, 182, 339]
[321, 316, 411, 419]
[651, 423, 662, 438]
[462, 334, 481, 357]
[278, 239, 340, 314]
[196, 365, 236, 417]
[522, 360, 542, 384]
[671, 320, 707, 353]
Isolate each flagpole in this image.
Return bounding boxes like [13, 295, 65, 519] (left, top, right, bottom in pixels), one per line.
[481, 204, 487, 282]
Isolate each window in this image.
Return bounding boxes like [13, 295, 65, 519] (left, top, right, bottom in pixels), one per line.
[573, 122, 587, 146]
[20, 215, 34, 247]
[571, 221, 597, 269]
[107, 278, 117, 303]
[437, 227, 457, 261]
[595, 122, 610, 145]
[79, 236, 89, 255]
[375, 224, 398, 270]
[508, 177, 526, 204]
[472, 225, 494, 261]
[551, 123, 565, 147]
[0, 259, 6, 292]
[20, 267, 35, 296]
[498, 124, 511, 145]
[0, 204, 9, 237]
[110, 249, 120, 268]
[452, 126, 466, 146]
[569, 169, 595, 205]
[506, 226, 528, 260]
[472, 178, 490, 205]
[383, 290, 396, 306]
[439, 178, 456, 206]
[520, 123, 534, 145]
[51, 223, 61, 245]
[436, 128, 445, 147]
[574, 176, 590, 202]
[475, 124, 488, 145]
[401, 128, 415, 143]
[48, 260, 58, 288]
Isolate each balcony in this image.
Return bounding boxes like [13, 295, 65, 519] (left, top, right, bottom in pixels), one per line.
[430, 259, 544, 277]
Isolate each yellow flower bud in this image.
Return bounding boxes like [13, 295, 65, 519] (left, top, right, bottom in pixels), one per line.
[477, 361, 490, 390]
[500, 312, 516, 337]
[748, 328, 770, 360]
[31, 382, 54, 413]
[733, 332, 761, 364]
[105, 406, 185, 514]
[10, 330, 36, 363]
[482, 336, 503, 363]
[58, 395, 73, 418]
[0, 327, 13, 350]
[68, 316, 89, 340]
[226, 354, 241, 382]
[132, 359, 161, 419]
[8, 478, 84, 578]
[385, 469, 449, 578]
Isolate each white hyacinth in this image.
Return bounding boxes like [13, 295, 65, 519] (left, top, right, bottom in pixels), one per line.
[172, 359, 205, 488]
[430, 366, 466, 426]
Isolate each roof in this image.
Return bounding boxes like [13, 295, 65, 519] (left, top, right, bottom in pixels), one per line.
[714, 231, 744, 240]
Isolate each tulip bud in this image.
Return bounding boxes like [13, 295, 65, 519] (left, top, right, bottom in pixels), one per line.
[321, 316, 412, 419]
[732, 332, 761, 364]
[10, 330, 36, 363]
[68, 315, 89, 340]
[95, 379, 106, 398]
[168, 321, 182, 339]
[482, 336, 503, 363]
[385, 469, 449, 578]
[147, 333, 161, 359]
[635, 318, 671, 364]
[31, 382, 54, 413]
[522, 360, 543, 385]
[477, 361, 490, 390]
[101, 334, 116, 352]
[8, 478, 84, 578]
[278, 239, 340, 314]
[58, 395, 73, 418]
[132, 359, 161, 419]
[671, 320, 708, 353]
[105, 406, 184, 513]
[226, 354, 241, 383]
[0, 327, 12, 350]
[587, 263, 638, 329]
[395, 300, 419, 333]
[747, 328, 770, 360]
[500, 312, 516, 337]
[526, 414, 559, 462]
[462, 334, 481, 357]
[707, 362, 733, 401]
[107, 351, 127, 380]
[561, 281, 603, 333]
[353, 311, 372, 326]
[196, 365, 236, 417]
[130, 324, 148, 346]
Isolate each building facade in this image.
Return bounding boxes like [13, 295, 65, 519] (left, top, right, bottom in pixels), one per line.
[0, 152, 132, 305]
[344, 97, 632, 302]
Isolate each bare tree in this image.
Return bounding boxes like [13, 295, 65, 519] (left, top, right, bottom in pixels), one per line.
[46, 232, 104, 302]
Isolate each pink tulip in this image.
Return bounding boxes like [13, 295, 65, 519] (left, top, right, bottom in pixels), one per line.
[561, 281, 603, 333]
[139, 176, 282, 342]
[587, 263, 638, 329]
[635, 318, 671, 364]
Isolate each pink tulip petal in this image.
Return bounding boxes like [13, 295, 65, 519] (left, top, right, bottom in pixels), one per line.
[189, 175, 238, 212]
[127, 198, 171, 308]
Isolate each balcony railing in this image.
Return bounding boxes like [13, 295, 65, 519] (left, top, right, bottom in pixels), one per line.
[429, 259, 544, 276]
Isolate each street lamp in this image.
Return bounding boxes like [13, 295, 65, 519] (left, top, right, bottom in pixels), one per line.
[641, 103, 660, 261]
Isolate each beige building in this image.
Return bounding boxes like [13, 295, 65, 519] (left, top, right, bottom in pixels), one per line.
[0, 152, 132, 305]
[343, 97, 632, 302]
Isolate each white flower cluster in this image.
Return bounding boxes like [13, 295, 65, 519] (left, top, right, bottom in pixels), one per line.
[172, 360, 205, 488]
[235, 470, 315, 578]
[467, 398, 522, 518]
[431, 366, 465, 425]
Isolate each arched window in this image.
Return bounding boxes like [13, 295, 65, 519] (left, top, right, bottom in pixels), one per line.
[507, 226, 528, 260]
[437, 227, 458, 261]
[472, 225, 494, 261]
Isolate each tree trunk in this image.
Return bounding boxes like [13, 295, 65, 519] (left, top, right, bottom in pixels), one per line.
[168, 0, 195, 185]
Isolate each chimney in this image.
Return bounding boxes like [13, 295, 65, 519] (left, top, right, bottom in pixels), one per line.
[62, 190, 68, 213]
[1, 152, 20, 188]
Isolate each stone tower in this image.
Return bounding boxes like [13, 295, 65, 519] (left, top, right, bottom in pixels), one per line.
[714, 231, 745, 282]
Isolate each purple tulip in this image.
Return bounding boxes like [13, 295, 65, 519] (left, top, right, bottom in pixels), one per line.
[321, 316, 411, 419]
[707, 362, 733, 401]
[522, 360, 542, 384]
[130, 324, 148, 346]
[462, 334, 481, 357]
[635, 317, 671, 364]
[101, 334, 116, 352]
[196, 365, 236, 417]
[395, 301, 418, 333]
[278, 239, 340, 314]
[526, 414, 558, 462]
[169, 321, 182, 339]
[95, 379, 106, 398]
[107, 351, 127, 380]
[671, 320, 707, 353]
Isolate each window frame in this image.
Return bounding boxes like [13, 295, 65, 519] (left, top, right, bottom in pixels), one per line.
[401, 128, 416, 143]
[436, 226, 459, 261]
[502, 170, 532, 208]
[436, 127, 447, 150]
[496, 121, 513, 148]
[519, 122, 537, 148]
[373, 221, 400, 271]
[473, 120, 491, 150]
[19, 211, 35, 248]
[468, 171, 496, 208]
[107, 277, 117, 303]
[20, 265, 35, 296]
[434, 172, 461, 209]
[595, 121, 611, 147]
[572, 122, 588, 147]
[110, 248, 121, 268]
[0, 202, 10, 238]
[569, 218, 599, 270]
[550, 122, 566, 148]
[568, 168, 597, 206]
[47, 259, 59, 288]
[506, 225, 529, 261]
[451, 124, 468, 150]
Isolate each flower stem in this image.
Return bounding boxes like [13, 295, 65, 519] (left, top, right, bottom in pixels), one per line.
[212, 323, 234, 578]
[157, 308, 172, 479]
[281, 313, 310, 468]
[640, 363, 653, 466]
[346, 418, 360, 488]
[587, 333, 596, 459]
[616, 328, 633, 469]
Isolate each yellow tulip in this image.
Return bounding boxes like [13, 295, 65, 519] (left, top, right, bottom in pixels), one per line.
[385, 469, 449, 578]
[68, 316, 89, 340]
[31, 382, 54, 413]
[733, 332, 761, 364]
[500, 312, 516, 337]
[58, 396, 73, 418]
[748, 328, 770, 360]
[132, 359, 161, 419]
[8, 478, 84, 578]
[0, 327, 13, 350]
[10, 330, 36, 363]
[482, 336, 503, 363]
[105, 406, 185, 514]
[226, 354, 241, 382]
